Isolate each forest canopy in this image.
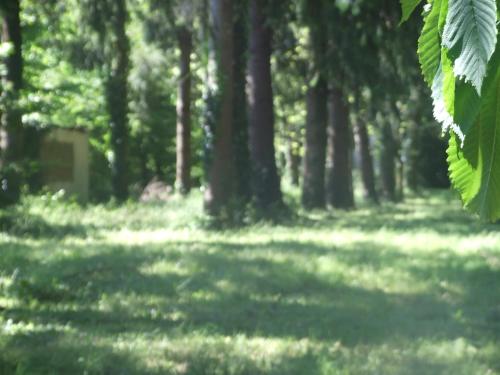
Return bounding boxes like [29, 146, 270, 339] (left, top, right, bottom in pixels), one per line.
[0, 0, 498, 222]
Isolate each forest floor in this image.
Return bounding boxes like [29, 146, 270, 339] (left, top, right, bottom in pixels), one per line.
[0, 189, 500, 374]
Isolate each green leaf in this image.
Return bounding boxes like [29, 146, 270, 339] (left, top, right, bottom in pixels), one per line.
[418, 0, 447, 87]
[447, 52, 500, 221]
[442, 48, 455, 116]
[400, 0, 423, 23]
[453, 80, 481, 135]
[442, 0, 497, 93]
[431, 48, 464, 139]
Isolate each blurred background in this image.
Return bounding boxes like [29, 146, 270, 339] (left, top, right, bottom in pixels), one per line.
[0, 0, 450, 213]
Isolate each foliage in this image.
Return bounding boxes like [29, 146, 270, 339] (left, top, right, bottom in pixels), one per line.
[20, 1, 107, 131]
[401, 0, 500, 221]
[129, 45, 176, 183]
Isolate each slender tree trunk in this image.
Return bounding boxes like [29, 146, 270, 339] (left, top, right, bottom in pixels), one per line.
[287, 137, 300, 186]
[0, 0, 23, 206]
[203, 0, 236, 217]
[406, 120, 420, 191]
[354, 119, 378, 203]
[302, 81, 328, 208]
[326, 87, 354, 209]
[380, 120, 397, 202]
[301, 1, 328, 209]
[406, 93, 423, 191]
[106, 0, 130, 202]
[248, 0, 283, 212]
[175, 26, 192, 195]
[233, 0, 252, 203]
[396, 150, 404, 201]
[139, 142, 149, 187]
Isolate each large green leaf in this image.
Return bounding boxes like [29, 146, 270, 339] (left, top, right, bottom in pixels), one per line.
[443, 0, 497, 93]
[418, 0, 446, 87]
[400, 0, 423, 23]
[447, 52, 500, 221]
[453, 80, 481, 135]
[431, 49, 464, 138]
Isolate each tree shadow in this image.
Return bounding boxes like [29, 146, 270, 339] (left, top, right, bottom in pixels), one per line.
[2, 192, 500, 373]
[0, 330, 158, 374]
[0, 209, 91, 239]
[2, 240, 466, 346]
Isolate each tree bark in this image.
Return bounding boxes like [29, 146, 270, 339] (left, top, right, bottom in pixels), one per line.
[354, 119, 378, 203]
[203, 0, 236, 217]
[406, 120, 420, 191]
[0, 0, 24, 206]
[326, 87, 354, 209]
[380, 120, 397, 202]
[232, 0, 251, 203]
[302, 81, 327, 208]
[175, 26, 192, 195]
[301, 0, 328, 209]
[248, 0, 283, 212]
[106, 0, 130, 202]
[287, 138, 300, 186]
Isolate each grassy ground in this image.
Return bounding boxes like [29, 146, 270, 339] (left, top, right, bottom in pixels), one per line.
[1, 190, 500, 374]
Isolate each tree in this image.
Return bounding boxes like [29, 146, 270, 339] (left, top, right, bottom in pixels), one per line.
[379, 111, 398, 201]
[145, 0, 199, 194]
[323, 4, 355, 209]
[353, 91, 379, 203]
[301, 0, 328, 209]
[107, 0, 130, 202]
[203, 0, 236, 218]
[248, 0, 283, 212]
[326, 85, 355, 209]
[233, 0, 252, 203]
[175, 25, 192, 194]
[0, 0, 23, 206]
[79, 0, 131, 202]
[129, 48, 175, 185]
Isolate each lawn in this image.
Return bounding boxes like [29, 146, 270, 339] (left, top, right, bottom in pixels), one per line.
[1, 190, 500, 374]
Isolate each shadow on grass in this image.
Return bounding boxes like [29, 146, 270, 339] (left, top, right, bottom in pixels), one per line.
[0, 209, 91, 239]
[290, 190, 500, 235]
[5, 239, 495, 342]
[2, 191, 500, 374]
[0, 331, 157, 375]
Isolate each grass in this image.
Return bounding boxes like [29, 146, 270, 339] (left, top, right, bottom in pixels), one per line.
[1, 189, 500, 374]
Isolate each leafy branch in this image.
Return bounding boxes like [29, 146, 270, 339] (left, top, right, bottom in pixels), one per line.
[401, 0, 499, 221]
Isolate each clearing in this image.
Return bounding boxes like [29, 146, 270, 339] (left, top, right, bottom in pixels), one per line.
[1, 191, 499, 374]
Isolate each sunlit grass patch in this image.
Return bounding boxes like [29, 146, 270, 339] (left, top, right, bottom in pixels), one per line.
[1, 190, 500, 374]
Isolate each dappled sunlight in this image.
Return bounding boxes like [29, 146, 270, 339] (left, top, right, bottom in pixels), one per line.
[1, 192, 500, 373]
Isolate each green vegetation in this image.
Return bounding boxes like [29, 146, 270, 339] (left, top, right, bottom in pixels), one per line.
[402, 0, 500, 221]
[1, 190, 499, 374]
[1, 2, 500, 373]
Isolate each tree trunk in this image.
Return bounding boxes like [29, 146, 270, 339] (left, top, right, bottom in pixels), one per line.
[203, 0, 236, 218]
[139, 142, 150, 187]
[232, 0, 252, 203]
[301, 1, 328, 209]
[326, 87, 354, 209]
[396, 150, 404, 201]
[287, 138, 300, 186]
[380, 120, 397, 202]
[302, 81, 327, 208]
[0, 0, 23, 206]
[406, 120, 420, 191]
[106, 0, 130, 202]
[175, 27, 192, 195]
[354, 119, 378, 203]
[248, 0, 283, 212]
